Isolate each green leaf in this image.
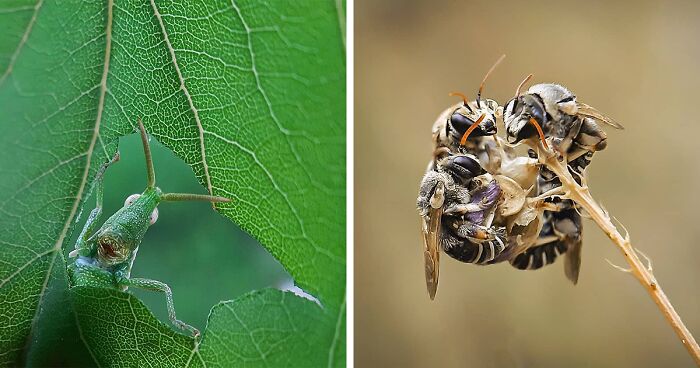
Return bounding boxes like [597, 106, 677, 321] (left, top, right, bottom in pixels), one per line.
[0, 0, 345, 366]
[71, 287, 342, 367]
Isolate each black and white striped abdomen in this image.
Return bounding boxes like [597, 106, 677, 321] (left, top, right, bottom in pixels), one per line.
[441, 217, 508, 265]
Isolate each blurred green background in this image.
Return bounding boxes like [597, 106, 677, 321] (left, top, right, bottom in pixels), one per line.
[356, 0, 700, 367]
[65, 133, 291, 332]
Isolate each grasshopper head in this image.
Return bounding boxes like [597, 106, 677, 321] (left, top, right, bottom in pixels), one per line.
[94, 189, 161, 267]
[96, 230, 132, 266]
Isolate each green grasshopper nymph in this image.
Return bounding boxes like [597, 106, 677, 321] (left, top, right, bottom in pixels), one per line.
[67, 119, 230, 337]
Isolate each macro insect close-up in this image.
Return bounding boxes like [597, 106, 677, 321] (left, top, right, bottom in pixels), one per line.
[357, 1, 700, 367]
[5, 0, 700, 367]
[418, 70, 624, 299]
[0, 1, 346, 367]
[67, 120, 230, 338]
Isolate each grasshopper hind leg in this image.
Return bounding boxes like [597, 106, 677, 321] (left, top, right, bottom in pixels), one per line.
[118, 276, 200, 338]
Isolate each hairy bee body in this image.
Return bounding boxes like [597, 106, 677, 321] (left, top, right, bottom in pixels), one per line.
[417, 151, 511, 298]
[418, 157, 507, 260]
[419, 74, 621, 299]
[503, 83, 622, 282]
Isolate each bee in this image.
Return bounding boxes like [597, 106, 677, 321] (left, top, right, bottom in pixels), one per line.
[417, 153, 506, 299]
[502, 80, 623, 283]
[431, 55, 505, 162]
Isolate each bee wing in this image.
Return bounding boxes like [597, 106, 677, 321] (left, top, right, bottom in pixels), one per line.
[564, 237, 583, 284]
[422, 206, 443, 300]
[576, 102, 625, 130]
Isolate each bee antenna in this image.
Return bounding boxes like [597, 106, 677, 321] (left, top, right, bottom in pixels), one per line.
[477, 54, 505, 109]
[459, 114, 485, 146]
[514, 74, 533, 98]
[448, 92, 473, 113]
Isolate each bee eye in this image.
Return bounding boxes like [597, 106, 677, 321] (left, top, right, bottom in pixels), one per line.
[448, 155, 482, 180]
[453, 155, 481, 173]
[149, 208, 159, 225]
[450, 112, 475, 135]
[504, 98, 521, 119]
[530, 104, 546, 124]
[124, 194, 141, 207]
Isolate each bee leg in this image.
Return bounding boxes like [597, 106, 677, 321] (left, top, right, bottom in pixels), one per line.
[445, 178, 501, 215]
[575, 117, 608, 151]
[417, 171, 446, 217]
[510, 207, 583, 283]
[117, 276, 200, 338]
[567, 151, 594, 180]
[510, 212, 564, 271]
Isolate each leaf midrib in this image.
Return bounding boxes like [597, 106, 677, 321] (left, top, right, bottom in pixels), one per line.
[149, 0, 214, 199]
[14, 0, 114, 362]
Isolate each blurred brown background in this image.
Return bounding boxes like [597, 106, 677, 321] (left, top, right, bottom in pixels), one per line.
[355, 1, 700, 367]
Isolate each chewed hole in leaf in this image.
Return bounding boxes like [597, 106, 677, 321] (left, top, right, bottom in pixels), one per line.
[66, 133, 296, 331]
[277, 278, 323, 308]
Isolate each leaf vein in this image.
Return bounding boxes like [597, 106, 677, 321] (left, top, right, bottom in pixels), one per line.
[149, 0, 214, 197]
[0, 0, 43, 87]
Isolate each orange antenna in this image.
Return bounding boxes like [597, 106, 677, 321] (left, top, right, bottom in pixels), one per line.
[528, 117, 549, 149]
[515, 74, 533, 98]
[477, 54, 506, 108]
[448, 92, 473, 113]
[459, 114, 486, 145]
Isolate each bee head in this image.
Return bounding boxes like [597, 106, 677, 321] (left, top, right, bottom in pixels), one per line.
[503, 93, 546, 144]
[443, 154, 484, 183]
[447, 93, 497, 142]
[445, 55, 505, 144]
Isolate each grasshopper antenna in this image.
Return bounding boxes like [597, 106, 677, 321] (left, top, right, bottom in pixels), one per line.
[137, 118, 156, 189]
[476, 54, 505, 108]
[161, 193, 231, 203]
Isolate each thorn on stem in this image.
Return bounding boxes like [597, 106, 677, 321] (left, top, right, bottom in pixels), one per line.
[613, 216, 631, 242]
[572, 204, 592, 220]
[605, 258, 632, 273]
[570, 168, 587, 187]
[635, 248, 654, 273]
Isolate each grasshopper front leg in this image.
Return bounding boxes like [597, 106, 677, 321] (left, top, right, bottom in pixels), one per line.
[117, 275, 200, 338]
[69, 152, 120, 258]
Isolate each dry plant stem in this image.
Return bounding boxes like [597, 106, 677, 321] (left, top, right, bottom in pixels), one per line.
[540, 148, 700, 365]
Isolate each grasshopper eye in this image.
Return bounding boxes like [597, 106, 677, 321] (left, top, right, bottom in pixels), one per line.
[149, 208, 159, 225]
[124, 193, 141, 207]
